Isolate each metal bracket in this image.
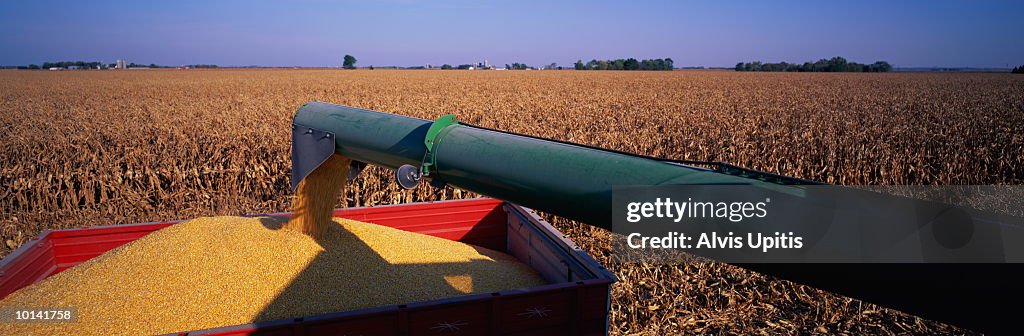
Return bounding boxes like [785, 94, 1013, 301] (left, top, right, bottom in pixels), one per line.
[394, 114, 458, 190]
[421, 114, 458, 176]
[290, 123, 337, 191]
[347, 160, 367, 181]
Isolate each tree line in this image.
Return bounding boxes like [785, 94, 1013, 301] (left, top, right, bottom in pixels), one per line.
[436, 63, 536, 70]
[1013, 65, 1024, 74]
[735, 57, 892, 72]
[14, 61, 220, 69]
[574, 58, 674, 70]
[439, 64, 475, 70]
[41, 61, 105, 69]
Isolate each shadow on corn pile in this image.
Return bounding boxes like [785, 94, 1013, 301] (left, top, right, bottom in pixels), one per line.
[250, 216, 544, 324]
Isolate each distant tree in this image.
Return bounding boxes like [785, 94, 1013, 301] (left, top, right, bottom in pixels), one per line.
[369, 65, 374, 70]
[574, 60, 585, 70]
[28, 64, 40, 70]
[441, 64, 452, 70]
[1011, 65, 1024, 74]
[826, 57, 847, 72]
[505, 64, 511, 70]
[639, 59, 670, 70]
[343, 54, 357, 69]
[457, 64, 473, 70]
[623, 58, 640, 70]
[869, 61, 892, 72]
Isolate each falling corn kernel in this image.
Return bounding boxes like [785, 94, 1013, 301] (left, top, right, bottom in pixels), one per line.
[285, 153, 351, 238]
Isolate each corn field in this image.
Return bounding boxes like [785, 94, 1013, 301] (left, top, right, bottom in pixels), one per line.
[2, 69, 1022, 334]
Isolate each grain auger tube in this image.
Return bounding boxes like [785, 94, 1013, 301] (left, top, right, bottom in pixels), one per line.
[290, 101, 810, 231]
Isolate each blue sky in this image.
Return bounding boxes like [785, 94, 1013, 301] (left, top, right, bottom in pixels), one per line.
[1, 0, 1021, 68]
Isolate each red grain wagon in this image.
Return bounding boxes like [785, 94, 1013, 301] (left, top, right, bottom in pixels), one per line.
[0, 198, 616, 335]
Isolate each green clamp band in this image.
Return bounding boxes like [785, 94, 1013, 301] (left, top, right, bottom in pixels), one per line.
[422, 114, 458, 175]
